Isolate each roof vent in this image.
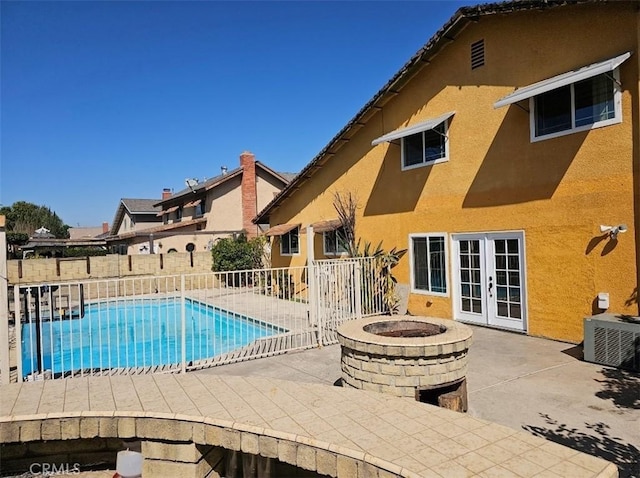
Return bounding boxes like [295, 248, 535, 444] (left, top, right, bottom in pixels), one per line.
[471, 39, 485, 70]
[221, 166, 228, 175]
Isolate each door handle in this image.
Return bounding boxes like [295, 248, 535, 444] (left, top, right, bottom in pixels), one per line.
[488, 276, 493, 297]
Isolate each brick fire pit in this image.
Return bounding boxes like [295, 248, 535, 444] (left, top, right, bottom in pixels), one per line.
[337, 316, 473, 409]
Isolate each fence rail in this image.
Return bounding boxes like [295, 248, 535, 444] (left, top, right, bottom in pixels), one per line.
[4, 257, 387, 383]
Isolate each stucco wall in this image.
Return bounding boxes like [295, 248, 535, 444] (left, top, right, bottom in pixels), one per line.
[7, 251, 212, 285]
[268, 3, 639, 343]
[256, 169, 286, 216]
[206, 176, 243, 232]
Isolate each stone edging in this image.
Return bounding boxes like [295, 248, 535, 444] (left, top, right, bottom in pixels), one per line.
[0, 412, 419, 478]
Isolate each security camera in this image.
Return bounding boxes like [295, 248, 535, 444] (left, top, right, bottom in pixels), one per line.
[617, 224, 628, 233]
[600, 225, 612, 233]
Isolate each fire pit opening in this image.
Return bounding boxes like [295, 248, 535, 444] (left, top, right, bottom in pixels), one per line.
[363, 320, 445, 338]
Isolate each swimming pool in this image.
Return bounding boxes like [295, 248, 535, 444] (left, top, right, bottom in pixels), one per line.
[21, 298, 283, 377]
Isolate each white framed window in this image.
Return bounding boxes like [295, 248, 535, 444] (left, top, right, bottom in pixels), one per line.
[409, 233, 448, 296]
[323, 227, 349, 256]
[402, 120, 449, 170]
[530, 70, 622, 142]
[281, 227, 299, 255]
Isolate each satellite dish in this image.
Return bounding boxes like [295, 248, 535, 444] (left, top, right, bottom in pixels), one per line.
[185, 178, 199, 192]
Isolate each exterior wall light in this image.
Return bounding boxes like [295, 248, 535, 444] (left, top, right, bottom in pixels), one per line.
[600, 224, 628, 239]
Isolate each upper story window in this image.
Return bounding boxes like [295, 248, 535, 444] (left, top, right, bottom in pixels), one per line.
[281, 227, 299, 255]
[410, 233, 448, 296]
[196, 201, 205, 217]
[532, 72, 618, 140]
[371, 111, 454, 171]
[402, 121, 448, 169]
[176, 206, 183, 222]
[324, 226, 349, 256]
[493, 52, 630, 142]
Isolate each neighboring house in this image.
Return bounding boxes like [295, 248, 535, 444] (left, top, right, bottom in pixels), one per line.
[254, 0, 639, 343]
[68, 223, 110, 241]
[109, 151, 294, 255]
[106, 199, 163, 254]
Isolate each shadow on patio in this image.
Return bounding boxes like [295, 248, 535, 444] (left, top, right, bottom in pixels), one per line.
[523, 413, 640, 477]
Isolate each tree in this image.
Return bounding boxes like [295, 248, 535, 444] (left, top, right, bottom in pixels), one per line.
[1, 201, 69, 238]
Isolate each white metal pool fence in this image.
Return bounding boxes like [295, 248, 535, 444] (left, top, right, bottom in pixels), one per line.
[2, 257, 388, 383]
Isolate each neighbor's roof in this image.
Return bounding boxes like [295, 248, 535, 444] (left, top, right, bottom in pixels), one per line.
[155, 162, 294, 207]
[121, 198, 161, 213]
[107, 217, 208, 241]
[23, 238, 107, 248]
[68, 226, 105, 240]
[110, 198, 162, 235]
[253, 0, 603, 224]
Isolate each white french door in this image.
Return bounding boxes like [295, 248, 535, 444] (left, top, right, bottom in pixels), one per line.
[452, 232, 527, 332]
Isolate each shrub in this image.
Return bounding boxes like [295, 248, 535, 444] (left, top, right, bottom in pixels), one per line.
[211, 233, 265, 286]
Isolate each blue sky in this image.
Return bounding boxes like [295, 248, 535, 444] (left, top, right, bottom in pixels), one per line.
[1, 1, 472, 227]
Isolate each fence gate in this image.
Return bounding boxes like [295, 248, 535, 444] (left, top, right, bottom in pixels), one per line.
[312, 257, 386, 345]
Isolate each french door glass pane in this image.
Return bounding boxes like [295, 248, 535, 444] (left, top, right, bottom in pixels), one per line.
[508, 271, 520, 286]
[493, 238, 522, 320]
[510, 304, 522, 319]
[497, 302, 509, 317]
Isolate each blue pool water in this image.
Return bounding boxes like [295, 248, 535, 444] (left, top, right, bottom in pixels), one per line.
[21, 298, 281, 377]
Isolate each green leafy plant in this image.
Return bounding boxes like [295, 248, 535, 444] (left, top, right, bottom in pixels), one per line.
[211, 233, 265, 286]
[333, 191, 406, 314]
[354, 239, 407, 314]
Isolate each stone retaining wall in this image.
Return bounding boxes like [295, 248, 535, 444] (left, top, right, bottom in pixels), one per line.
[0, 413, 403, 478]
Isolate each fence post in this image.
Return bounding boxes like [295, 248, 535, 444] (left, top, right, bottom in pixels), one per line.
[354, 260, 362, 320]
[306, 225, 321, 346]
[14, 285, 22, 382]
[0, 219, 9, 384]
[180, 274, 186, 373]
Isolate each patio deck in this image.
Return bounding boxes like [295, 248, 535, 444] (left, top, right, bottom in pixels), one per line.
[0, 372, 618, 477]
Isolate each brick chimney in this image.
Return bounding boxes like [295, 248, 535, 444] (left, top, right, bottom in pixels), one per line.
[240, 151, 258, 238]
[162, 188, 172, 200]
[102, 222, 109, 234]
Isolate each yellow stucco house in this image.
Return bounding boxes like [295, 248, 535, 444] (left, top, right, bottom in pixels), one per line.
[254, 0, 640, 343]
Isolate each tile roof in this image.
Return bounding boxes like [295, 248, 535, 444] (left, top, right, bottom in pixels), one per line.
[121, 198, 161, 213]
[155, 161, 295, 207]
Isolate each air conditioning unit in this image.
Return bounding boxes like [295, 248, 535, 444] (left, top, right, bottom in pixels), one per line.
[584, 314, 640, 372]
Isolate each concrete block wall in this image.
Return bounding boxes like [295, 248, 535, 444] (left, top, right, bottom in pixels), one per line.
[7, 252, 212, 286]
